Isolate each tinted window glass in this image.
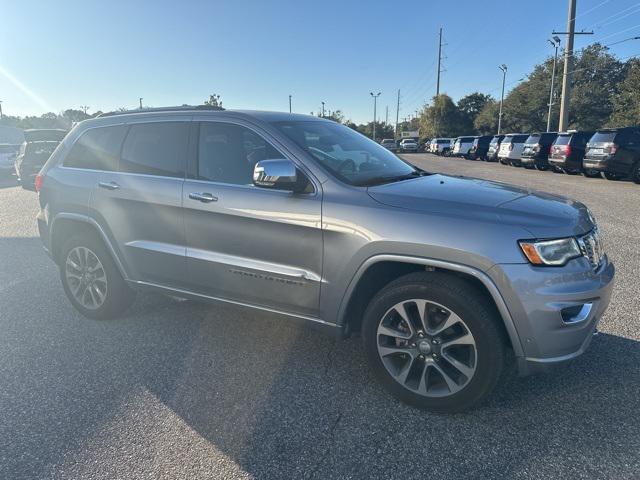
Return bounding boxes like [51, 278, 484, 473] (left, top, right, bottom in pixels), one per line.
[590, 131, 617, 143]
[502, 136, 513, 144]
[514, 135, 529, 142]
[554, 134, 571, 145]
[64, 125, 126, 170]
[120, 122, 188, 177]
[461, 137, 474, 142]
[198, 122, 282, 185]
[525, 134, 540, 144]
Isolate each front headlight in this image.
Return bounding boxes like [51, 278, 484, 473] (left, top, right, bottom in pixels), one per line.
[519, 237, 582, 266]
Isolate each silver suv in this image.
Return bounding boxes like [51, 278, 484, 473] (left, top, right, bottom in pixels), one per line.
[36, 108, 614, 412]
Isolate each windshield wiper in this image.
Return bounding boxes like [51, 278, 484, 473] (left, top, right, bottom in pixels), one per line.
[357, 170, 426, 187]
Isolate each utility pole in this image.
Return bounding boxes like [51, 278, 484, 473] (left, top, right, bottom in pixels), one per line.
[546, 37, 561, 132]
[139, 97, 143, 109]
[385, 106, 389, 125]
[370, 91, 381, 141]
[289, 95, 292, 113]
[498, 64, 508, 135]
[395, 89, 400, 139]
[321, 101, 325, 117]
[436, 27, 443, 96]
[555, 0, 593, 131]
[80, 105, 90, 115]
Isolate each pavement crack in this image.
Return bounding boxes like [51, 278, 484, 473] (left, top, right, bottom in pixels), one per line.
[305, 410, 344, 480]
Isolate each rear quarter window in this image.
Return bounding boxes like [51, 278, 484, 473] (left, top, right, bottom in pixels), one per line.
[63, 125, 127, 171]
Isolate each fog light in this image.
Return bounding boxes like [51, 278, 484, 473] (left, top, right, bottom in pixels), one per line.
[561, 303, 593, 324]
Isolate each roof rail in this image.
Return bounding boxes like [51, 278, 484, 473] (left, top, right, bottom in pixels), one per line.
[97, 105, 224, 118]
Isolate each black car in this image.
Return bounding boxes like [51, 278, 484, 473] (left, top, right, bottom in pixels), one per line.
[520, 132, 558, 170]
[486, 135, 505, 162]
[583, 127, 640, 182]
[14, 129, 67, 189]
[548, 130, 595, 176]
[467, 135, 493, 161]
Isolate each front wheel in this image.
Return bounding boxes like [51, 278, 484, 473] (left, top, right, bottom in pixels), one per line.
[362, 272, 505, 413]
[59, 233, 136, 319]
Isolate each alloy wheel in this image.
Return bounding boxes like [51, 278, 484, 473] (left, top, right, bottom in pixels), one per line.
[376, 299, 477, 398]
[65, 246, 108, 310]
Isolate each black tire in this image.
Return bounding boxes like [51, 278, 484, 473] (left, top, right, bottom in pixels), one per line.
[583, 169, 601, 178]
[362, 272, 506, 413]
[631, 162, 640, 184]
[535, 164, 549, 171]
[602, 172, 622, 181]
[59, 233, 136, 320]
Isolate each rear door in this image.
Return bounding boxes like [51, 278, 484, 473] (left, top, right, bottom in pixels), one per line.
[91, 119, 189, 286]
[182, 120, 323, 317]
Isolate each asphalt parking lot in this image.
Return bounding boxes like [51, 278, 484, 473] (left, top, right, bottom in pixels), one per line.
[1, 154, 639, 479]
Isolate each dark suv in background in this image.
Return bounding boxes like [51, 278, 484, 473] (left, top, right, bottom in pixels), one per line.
[15, 129, 67, 189]
[467, 135, 493, 161]
[548, 131, 595, 176]
[486, 135, 504, 162]
[583, 127, 640, 182]
[520, 132, 558, 171]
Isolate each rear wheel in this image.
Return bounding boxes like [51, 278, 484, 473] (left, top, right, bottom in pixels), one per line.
[602, 172, 622, 181]
[535, 164, 549, 171]
[362, 272, 505, 413]
[59, 233, 136, 319]
[631, 162, 640, 184]
[583, 169, 601, 178]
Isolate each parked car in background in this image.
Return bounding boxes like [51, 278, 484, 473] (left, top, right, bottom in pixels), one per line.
[15, 129, 67, 189]
[583, 127, 640, 182]
[548, 130, 595, 176]
[451, 136, 475, 158]
[0, 144, 22, 178]
[468, 135, 493, 161]
[380, 138, 397, 153]
[431, 138, 452, 155]
[399, 138, 418, 153]
[498, 134, 529, 166]
[486, 135, 505, 162]
[36, 107, 614, 412]
[520, 132, 558, 171]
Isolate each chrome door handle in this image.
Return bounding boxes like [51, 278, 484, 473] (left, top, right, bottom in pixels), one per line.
[98, 181, 120, 190]
[189, 192, 218, 203]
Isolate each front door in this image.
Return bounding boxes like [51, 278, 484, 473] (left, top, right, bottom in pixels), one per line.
[182, 120, 323, 317]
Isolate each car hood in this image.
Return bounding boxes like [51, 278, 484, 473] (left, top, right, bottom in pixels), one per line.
[367, 174, 593, 238]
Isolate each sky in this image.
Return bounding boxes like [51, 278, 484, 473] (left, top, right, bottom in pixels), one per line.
[1, 0, 640, 124]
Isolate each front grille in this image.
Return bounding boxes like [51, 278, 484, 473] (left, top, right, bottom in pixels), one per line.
[578, 228, 604, 270]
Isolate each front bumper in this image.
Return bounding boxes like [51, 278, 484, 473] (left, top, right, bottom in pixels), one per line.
[488, 255, 615, 375]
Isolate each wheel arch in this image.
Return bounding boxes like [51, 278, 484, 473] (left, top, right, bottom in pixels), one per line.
[338, 255, 524, 357]
[50, 213, 129, 279]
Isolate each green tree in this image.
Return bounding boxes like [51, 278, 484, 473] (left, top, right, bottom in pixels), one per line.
[607, 58, 640, 126]
[474, 100, 500, 135]
[357, 121, 395, 140]
[203, 93, 223, 107]
[419, 94, 463, 137]
[458, 92, 493, 132]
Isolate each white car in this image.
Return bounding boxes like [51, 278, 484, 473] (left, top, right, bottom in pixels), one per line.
[0, 144, 21, 177]
[430, 138, 452, 154]
[451, 136, 475, 157]
[497, 134, 529, 165]
[399, 139, 418, 153]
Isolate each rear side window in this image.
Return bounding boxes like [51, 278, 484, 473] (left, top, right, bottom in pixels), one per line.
[198, 122, 282, 185]
[590, 131, 617, 143]
[64, 125, 126, 171]
[120, 122, 189, 178]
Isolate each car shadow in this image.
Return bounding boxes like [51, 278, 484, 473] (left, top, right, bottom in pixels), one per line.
[0, 174, 19, 189]
[1, 236, 638, 478]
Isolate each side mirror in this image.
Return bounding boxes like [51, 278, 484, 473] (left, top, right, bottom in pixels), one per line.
[253, 159, 302, 191]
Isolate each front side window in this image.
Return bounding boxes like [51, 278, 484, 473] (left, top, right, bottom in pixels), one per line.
[198, 122, 282, 185]
[120, 122, 189, 178]
[274, 121, 417, 186]
[64, 125, 126, 171]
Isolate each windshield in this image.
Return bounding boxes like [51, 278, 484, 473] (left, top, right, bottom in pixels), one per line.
[274, 121, 418, 186]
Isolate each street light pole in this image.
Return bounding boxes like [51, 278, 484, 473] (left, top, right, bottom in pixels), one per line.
[139, 98, 143, 109]
[547, 37, 561, 132]
[321, 101, 325, 117]
[370, 91, 381, 141]
[289, 95, 292, 113]
[498, 65, 507, 135]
